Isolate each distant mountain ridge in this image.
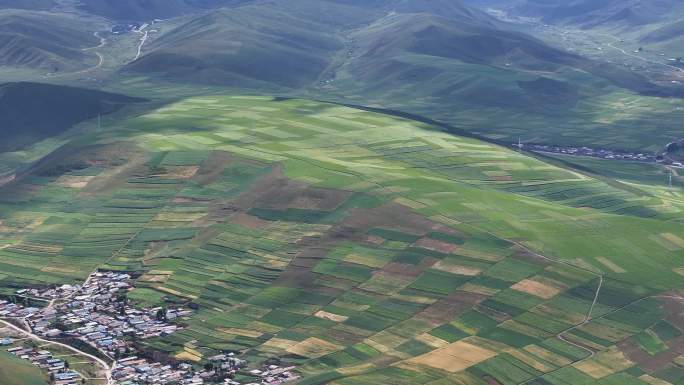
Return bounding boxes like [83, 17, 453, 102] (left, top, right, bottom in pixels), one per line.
[123, 0, 679, 99]
[468, 0, 684, 29]
[124, 2, 352, 89]
[77, 0, 255, 20]
[0, 11, 100, 72]
[0, 0, 55, 10]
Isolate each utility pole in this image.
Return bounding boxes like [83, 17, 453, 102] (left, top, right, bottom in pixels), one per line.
[669, 168, 674, 188]
[518, 136, 523, 151]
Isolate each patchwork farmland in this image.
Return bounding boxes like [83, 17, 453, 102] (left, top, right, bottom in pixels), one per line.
[0, 96, 683, 385]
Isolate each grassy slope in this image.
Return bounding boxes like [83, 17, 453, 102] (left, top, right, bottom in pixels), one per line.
[0, 351, 47, 385]
[314, 11, 684, 152]
[123, 0, 384, 89]
[0, 95, 683, 384]
[0, 10, 102, 72]
[499, 0, 684, 27]
[639, 20, 684, 57]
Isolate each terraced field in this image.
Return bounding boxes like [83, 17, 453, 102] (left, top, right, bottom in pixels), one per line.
[1, 96, 683, 385]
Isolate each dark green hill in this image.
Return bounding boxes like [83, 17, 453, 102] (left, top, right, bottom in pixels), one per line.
[124, 0, 675, 94]
[339, 13, 673, 98]
[0, 11, 100, 72]
[78, 0, 254, 20]
[80, 0, 499, 22]
[641, 20, 684, 44]
[483, 0, 684, 28]
[543, 0, 683, 27]
[123, 0, 385, 88]
[0, 0, 55, 10]
[391, 0, 498, 25]
[0, 82, 145, 152]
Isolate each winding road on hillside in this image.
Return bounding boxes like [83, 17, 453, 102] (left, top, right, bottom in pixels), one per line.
[44, 31, 106, 78]
[133, 29, 149, 62]
[78, 31, 106, 72]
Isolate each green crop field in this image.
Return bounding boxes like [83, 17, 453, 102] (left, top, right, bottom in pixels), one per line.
[0, 95, 683, 385]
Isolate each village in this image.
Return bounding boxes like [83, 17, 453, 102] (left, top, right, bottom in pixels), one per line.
[515, 142, 684, 168]
[0, 272, 300, 385]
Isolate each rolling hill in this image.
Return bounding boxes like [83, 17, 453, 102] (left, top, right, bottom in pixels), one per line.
[0, 10, 102, 73]
[117, 0, 683, 152]
[539, 0, 684, 28]
[320, 11, 683, 148]
[0, 2, 683, 385]
[122, 0, 500, 89]
[640, 20, 684, 57]
[124, 0, 671, 96]
[0, 82, 145, 152]
[0, 94, 683, 385]
[123, 0, 384, 89]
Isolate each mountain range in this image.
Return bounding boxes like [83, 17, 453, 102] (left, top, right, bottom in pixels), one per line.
[0, 0, 682, 151]
[466, 0, 684, 29]
[0, 10, 101, 72]
[0, 0, 54, 10]
[0, 2, 683, 385]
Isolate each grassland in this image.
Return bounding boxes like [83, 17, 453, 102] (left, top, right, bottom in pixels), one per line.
[0, 350, 47, 385]
[0, 96, 682, 385]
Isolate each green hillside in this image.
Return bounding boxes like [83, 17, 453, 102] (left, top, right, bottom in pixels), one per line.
[0, 351, 46, 385]
[315, 12, 683, 152]
[488, 0, 684, 28]
[0, 82, 145, 152]
[123, 0, 391, 89]
[330, 12, 663, 95]
[0, 94, 682, 385]
[0, 10, 102, 72]
[640, 20, 684, 57]
[118, 0, 682, 154]
[121, 0, 499, 89]
[0, 2, 682, 385]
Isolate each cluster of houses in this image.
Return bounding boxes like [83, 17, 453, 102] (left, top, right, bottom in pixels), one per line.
[1, 271, 301, 385]
[113, 353, 250, 385]
[111, 352, 299, 385]
[17, 283, 81, 301]
[242, 365, 300, 385]
[25, 272, 191, 357]
[112, 22, 146, 34]
[0, 299, 39, 318]
[5, 346, 81, 385]
[516, 143, 658, 162]
[516, 142, 684, 169]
